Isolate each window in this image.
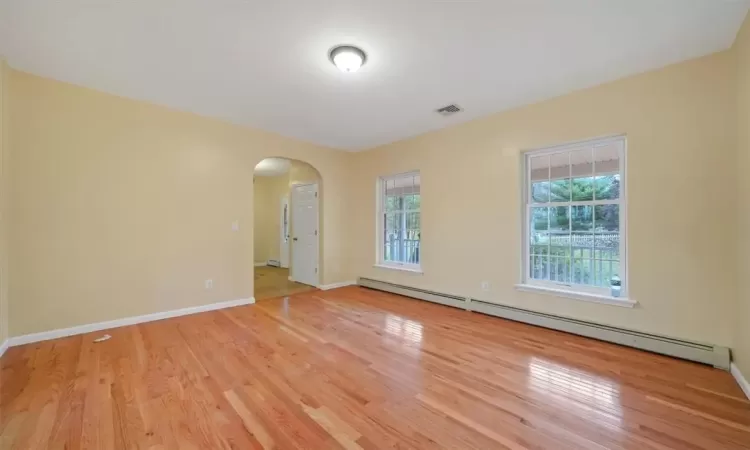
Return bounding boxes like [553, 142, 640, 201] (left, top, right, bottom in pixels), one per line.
[522, 135, 627, 299]
[377, 171, 421, 271]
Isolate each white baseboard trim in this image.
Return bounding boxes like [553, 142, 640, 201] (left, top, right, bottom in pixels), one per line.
[0, 339, 8, 358]
[254, 262, 268, 267]
[731, 362, 750, 400]
[318, 280, 357, 291]
[8, 297, 255, 348]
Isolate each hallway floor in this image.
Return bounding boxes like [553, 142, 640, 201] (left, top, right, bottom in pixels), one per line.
[254, 265, 316, 301]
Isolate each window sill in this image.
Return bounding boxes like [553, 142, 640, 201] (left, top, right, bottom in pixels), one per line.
[514, 284, 636, 308]
[374, 264, 423, 274]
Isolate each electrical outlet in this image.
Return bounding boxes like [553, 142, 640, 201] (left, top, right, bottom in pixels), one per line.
[205, 279, 213, 289]
[231, 220, 240, 231]
[480, 281, 490, 292]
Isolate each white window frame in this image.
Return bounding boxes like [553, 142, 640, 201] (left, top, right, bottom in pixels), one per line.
[519, 135, 631, 305]
[375, 171, 422, 273]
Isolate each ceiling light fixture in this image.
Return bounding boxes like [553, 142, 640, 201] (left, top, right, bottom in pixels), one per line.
[329, 45, 366, 73]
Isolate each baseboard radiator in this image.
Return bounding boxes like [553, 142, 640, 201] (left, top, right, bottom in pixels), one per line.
[267, 260, 281, 267]
[357, 277, 731, 370]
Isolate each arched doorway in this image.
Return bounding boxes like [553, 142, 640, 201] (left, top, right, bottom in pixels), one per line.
[253, 157, 322, 301]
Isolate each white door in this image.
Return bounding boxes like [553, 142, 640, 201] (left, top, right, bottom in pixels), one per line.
[280, 196, 290, 268]
[291, 183, 319, 286]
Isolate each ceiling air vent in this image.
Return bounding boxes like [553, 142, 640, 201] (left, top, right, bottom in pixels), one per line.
[435, 104, 463, 116]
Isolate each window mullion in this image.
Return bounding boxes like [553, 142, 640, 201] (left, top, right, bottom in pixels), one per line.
[400, 205, 407, 262]
[567, 151, 572, 284]
[546, 155, 551, 281]
[530, 199, 618, 208]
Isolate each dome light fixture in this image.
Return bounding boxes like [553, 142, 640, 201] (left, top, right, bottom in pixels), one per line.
[329, 45, 366, 73]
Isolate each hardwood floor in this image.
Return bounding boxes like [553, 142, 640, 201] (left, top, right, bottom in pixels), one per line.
[254, 265, 315, 301]
[2, 286, 749, 449]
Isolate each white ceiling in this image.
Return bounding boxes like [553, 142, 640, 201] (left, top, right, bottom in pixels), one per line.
[254, 158, 291, 177]
[1, 1, 748, 151]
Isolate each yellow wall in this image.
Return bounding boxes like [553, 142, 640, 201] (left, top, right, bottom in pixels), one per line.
[290, 161, 320, 186]
[7, 70, 352, 337]
[253, 174, 288, 264]
[735, 14, 750, 376]
[0, 60, 8, 344]
[348, 51, 738, 346]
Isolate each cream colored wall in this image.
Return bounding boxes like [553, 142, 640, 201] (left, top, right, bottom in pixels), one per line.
[8, 70, 353, 337]
[0, 60, 9, 345]
[348, 51, 738, 346]
[253, 174, 288, 264]
[290, 161, 320, 186]
[253, 176, 272, 264]
[734, 14, 750, 376]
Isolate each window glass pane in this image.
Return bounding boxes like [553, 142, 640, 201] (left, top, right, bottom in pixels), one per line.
[594, 142, 620, 200]
[570, 148, 594, 201]
[402, 194, 413, 210]
[531, 245, 549, 255]
[594, 233, 619, 259]
[571, 232, 593, 253]
[571, 148, 594, 177]
[594, 245, 619, 260]
[530, 254, 548, 280]
[549, 152, 570, 202]
[403, 230, 420, 264]
[549, 256, 571, 283]
[404, 194, 421, 210]
[385, 212, 404, 231]
[550, 230, 570, 275]
[595, 174, 620, 200]
[572, 258, 593, 285]
[530, 155, 550, 203]
[530, 231, 549, 247]
[549, 152, 569, 178]
[385, 195, 402, 212]
[550, 178, 570, 202]
[549, 206, 569, 233]
[384, 229, 421, 264]
[531, 181, 550, 203]
[384, 227, 396, 262]
[571, 177, 594, 201]
[594, 205, 619, 232]
[406, 212, 420, 229]
[385, 231, 402, 262]
[571, 206, 593, 232]
[531, 207, 548, 231]
[594, 260, 620, 287]
[593, 143, 620, 172]
[549, 243, 569, 257]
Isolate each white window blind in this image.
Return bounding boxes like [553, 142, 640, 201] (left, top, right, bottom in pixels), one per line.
[523, 136, 627, 298]
[378, 171, 421, 270]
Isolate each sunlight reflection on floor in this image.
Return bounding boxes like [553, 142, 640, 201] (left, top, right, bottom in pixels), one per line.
[384, 314, 424, 355]
[528, 357, 623, 425]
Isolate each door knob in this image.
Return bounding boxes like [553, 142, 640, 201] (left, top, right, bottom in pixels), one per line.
[293, 237, 298, 241]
